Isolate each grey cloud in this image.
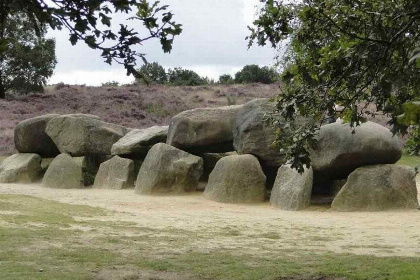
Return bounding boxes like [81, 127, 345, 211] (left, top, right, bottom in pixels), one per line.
[49, 0, 274, 78]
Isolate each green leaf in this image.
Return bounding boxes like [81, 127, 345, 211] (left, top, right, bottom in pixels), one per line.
[69, 34, 78, 45]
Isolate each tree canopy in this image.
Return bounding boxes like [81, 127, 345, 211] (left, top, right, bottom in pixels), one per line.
[234, 64, 279, 84]
[0, 12, 56, 97]
[248, 0, 420, 171]
[0, 0, 182, 98]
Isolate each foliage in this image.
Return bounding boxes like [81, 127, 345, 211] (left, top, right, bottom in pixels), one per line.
[405, 127, 420, 156]
[136, 62, 167, 84]
[219, 74, 234, 84]
[101, 81, 120, 87]
[398, 101, 420, 126]
[248, 0, 420, 171]
[0, 0, 182, 99]
[0, 13, 56, 97]
[234, 64, 279, 84]
[202, 76, 216, 85]
[167, 67, 206, 86]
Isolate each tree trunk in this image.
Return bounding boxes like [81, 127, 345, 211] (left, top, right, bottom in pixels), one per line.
[0, 78, 5, 99]
[0, 1, 6, 99]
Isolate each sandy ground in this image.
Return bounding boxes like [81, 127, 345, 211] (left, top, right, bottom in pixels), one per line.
[0, 179, 419, 258]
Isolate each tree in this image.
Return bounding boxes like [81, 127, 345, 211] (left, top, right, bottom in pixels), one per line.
[219, 74, 234, 85]
[167, 67, 206, 86]
[234, 64, 279, 84]
[0, 13, 56, 97]
[248, 0, 420, 171]
[137, 62, 167, 84]
[0, 0, 182, 98]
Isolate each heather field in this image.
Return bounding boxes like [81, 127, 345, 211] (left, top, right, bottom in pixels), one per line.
[0, 83, 277, 156]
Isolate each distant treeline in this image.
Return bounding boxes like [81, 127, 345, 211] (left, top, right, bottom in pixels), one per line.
[131, 63, 280, 86]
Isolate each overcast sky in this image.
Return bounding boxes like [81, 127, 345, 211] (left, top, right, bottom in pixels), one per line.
[47, 0, 275, 86]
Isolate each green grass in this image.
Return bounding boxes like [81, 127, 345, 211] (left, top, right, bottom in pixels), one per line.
[1, 194, 420, 280]
[397, 155, 420, 168]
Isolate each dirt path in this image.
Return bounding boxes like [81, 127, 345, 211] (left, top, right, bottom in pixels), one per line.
[1, 179, 419, 258]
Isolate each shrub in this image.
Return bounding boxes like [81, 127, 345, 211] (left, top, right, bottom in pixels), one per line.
[55, 82, 70, 90]
[219, 74, 234, 85]
[101, 81, 120, 87]
[136, 62, 167, 84]
[235, 65, 279, 84]
[167, 68, 207, 86]
[405, 127, 420, 156]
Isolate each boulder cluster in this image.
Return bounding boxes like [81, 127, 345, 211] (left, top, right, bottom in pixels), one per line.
[0, 99, 418, 212]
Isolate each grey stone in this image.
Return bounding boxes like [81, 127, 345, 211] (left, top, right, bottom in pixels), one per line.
[331, 164, 418, 211]
[0, 153, 42, 183]
[270, 165, 313, 211]
[204, 154, 266, 203]
[14, 114, 60, 157]
[62, 113, 101, 119]
[233, 99, 312, 167]
[111, 126, 168, 158]
[46, 115, 130, 156]
[310, 121, 402, 180]
[167, 105, 242, 153]
[42, 154, 83, 189]
[135, 143, 203, 194]
[94, 156, 136, 189]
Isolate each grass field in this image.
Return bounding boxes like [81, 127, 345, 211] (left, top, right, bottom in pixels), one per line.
[0, 194, 419, 280]
[397, 155, 420, 168]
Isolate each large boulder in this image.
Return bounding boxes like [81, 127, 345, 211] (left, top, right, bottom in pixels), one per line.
[204, 154, 266, 203]
[94, 156, 136, 189]
[309, 121, 402, 180]
[0, 153, 42, 183]
[233, 99, 312, 167]
[111, 126, 168, 158]
[331, 164, 418, 211]
[135, 143, 203, 194]
[270, 165, 313, 211]
[42, 154, 83, 189]
[14, 114, 60, 157]
[45, 115, 130, 156]
[167, 105, 243, 153]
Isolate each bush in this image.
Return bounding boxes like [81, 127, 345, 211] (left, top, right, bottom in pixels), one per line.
[55, 82, 70, 90]
[136, 62, 167, 84]
[167, 67, 207, 86]
[219, 74, 234, 85]
[101, 81, 120, 87]
[405, 127, 420, 156]
[234, 65, 279, 84]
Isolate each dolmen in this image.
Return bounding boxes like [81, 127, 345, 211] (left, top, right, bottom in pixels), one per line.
[0, 98, 417, 212]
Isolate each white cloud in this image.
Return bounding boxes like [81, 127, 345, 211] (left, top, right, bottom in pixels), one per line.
[243, 0, 260, 25]
[48, 70, 134, 86]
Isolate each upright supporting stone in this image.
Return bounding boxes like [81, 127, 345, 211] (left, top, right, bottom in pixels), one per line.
[94, 156, 136, 189]
[0, 153, 42, 183]
[270, 165, 313, 211]
[135, 143, 203, 194]
[204, 154, 266, 203]
[331, 164, 418, 211]
[42, 154, 83, 189]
